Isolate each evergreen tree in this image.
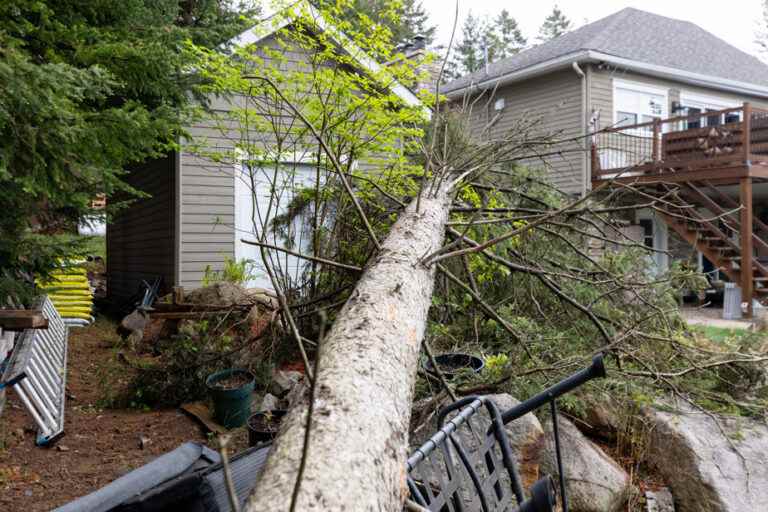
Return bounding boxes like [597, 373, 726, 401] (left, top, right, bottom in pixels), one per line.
[398, 0, 437, 46]
[0, 0, 258, 275]
[334, 0, 436, 46]
[448, 10, 528, 78]
[485, 9, 527, 61]
[537, 4, 572, 43]
[451, 12, 486, 76]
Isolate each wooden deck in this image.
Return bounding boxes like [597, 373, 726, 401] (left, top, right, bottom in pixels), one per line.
[591, 103, 768, 315]
[591, 103, 768, 185]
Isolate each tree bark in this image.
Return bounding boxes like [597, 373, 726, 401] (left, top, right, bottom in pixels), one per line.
[245, 182, 452, 511]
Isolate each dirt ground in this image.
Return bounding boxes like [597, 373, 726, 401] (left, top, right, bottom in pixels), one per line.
[0, 318, 209, 511]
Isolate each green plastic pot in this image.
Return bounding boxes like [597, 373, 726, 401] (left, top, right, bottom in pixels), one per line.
[206, 369, 255, 428]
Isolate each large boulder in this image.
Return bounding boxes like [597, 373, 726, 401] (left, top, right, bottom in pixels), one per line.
[185, 282, 250, 307]
[645, 401, 768, 511]
[578, 391, 626, 441]
[245, 287, 279, 309]
[539, 414, 631, 512]
[485, 393, 545, 487]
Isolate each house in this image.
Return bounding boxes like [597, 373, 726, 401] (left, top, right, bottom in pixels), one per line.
[106, 4, 427, 303]
[444, 7, 768, 312]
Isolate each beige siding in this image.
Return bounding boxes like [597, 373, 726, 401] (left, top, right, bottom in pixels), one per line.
[459, 69, 586, 195]
[179, 124, 236, 289]
[178, 31, 319, 290]
[588, 65, 768, 133]
[107, 154, 176, 301]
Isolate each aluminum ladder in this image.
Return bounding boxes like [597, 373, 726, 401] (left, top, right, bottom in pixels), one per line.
[0, 296, 68, 445]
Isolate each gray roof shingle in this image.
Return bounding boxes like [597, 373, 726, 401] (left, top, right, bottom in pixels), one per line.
[444, 8, 768, 93]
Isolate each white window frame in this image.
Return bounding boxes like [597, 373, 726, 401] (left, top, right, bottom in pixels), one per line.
[601, 80, 669, 173]
[234, 153, 323, 289]
[636, 209, 669, 274]
[233, 149, 348, 290]
[612, 79, 669, 126]
[679, 91, 741, 128]
[679, 91, 739, 111]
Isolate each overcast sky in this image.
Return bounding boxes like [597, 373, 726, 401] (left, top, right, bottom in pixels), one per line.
[421, 0, 767, 59]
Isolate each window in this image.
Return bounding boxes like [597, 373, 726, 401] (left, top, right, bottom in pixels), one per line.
[235, 162, 325, 289]
[614, 81, 668, 128]
[639, 219, 654, 248]
[707, 109, 725, 127]
[680, 92, 740, 129]
[686, 107, 702, 129]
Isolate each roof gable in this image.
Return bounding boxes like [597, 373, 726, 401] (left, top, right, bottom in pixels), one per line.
[228, 1, 425, 111]
[445, 8, 768, 95]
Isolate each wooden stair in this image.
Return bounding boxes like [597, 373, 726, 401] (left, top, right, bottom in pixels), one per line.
[653, 181, 768, 303]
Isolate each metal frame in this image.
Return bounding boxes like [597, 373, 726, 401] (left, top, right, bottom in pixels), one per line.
[407, 396, 542, 512]
[406, 355, 606, 512]
[0, 296, 68, 445]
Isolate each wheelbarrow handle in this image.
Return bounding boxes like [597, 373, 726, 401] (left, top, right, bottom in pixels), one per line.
[501, 354, 606, 424]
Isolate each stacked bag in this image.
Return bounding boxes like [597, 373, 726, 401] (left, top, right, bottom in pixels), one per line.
[36, 262, 94, 327]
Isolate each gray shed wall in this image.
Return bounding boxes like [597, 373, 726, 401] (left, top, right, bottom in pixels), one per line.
[106, 154, 176, 302]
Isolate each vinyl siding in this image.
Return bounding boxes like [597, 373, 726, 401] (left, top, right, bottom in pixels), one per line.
[178, 31, 322, 290]
[107, 154, 176, 301]
[458, 69, 586, 195]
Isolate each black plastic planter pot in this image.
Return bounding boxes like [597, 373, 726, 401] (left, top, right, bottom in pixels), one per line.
[423, 353, 484, 379]
[206, 369, 255, 429]
[247, 410, 287, 446]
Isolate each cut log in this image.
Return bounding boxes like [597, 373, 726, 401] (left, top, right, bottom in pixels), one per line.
[245, 182, 453, 511]
[0, 310, 48, 330]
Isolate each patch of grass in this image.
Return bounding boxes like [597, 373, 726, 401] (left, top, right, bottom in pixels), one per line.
[78, 235, 106, 260]
[693, 325, 752, 344]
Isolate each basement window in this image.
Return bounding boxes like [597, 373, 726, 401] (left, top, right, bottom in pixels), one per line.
[639, 219, 654, 248]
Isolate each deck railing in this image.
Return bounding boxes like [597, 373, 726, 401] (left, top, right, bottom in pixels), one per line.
[591, 103, 768, 180]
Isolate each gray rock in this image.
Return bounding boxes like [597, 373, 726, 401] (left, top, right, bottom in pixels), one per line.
[120, 308, 148, 332]
[245, 287, 279, 309]
[485, 393, 545, 480]
[270, 370, 303, 397]
[539, 415, 630, 512]
[645, 487, 675, 512]
[119, 309, 149, 351]
[645, 401, 768, 512]
[580, 391, 626, 441]
[185, 282, 249, 306]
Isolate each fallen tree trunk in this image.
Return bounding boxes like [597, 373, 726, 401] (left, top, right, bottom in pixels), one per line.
[245, 182, 453, 511]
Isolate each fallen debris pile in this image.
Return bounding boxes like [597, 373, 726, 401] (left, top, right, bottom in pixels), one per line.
[117, 282, 281, 407]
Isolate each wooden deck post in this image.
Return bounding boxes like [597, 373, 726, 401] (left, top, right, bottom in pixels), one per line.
[743, 102, 752, 163]
[740, 177, 754, 317]
[652, 117, 661, 163]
